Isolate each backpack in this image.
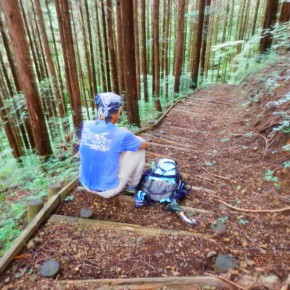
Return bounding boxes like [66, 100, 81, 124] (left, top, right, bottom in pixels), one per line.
[134, 158, 189, 207]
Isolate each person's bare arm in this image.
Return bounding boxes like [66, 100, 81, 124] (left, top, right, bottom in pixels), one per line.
[137, 136, 148, 150]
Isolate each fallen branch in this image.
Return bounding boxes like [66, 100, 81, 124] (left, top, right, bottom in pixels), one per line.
[217, 199, 290, 213]
[201, 166, 230, 180]
[214, 275, 247, 290]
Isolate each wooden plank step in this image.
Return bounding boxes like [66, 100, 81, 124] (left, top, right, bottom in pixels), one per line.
[56, 276, 239, 290]
[49, 215, 212, 239]
[0, 176, 79, 275]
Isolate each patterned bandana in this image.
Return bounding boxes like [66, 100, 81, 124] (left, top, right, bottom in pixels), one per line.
[94, 92, 122, 119]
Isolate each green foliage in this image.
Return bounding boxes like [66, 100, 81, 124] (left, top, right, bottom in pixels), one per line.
[264, 169, 279, 182]
[245, 131, 254, 138]
[217, 216, 228, 223]
[0, 202, 25, 255]
[282, 144, 290, 152]
[239, 219, 249, 225]
[220, 138, 230, 143]
[283, 161, 290, 168]
[274, 120, 290, 134]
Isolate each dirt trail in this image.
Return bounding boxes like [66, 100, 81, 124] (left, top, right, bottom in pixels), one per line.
[1, 60, 290, 289]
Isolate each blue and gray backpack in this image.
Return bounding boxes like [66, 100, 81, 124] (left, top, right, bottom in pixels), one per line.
[134, 158, 190, 207]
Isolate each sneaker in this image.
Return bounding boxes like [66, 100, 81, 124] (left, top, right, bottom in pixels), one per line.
[125, 185, 137, 195]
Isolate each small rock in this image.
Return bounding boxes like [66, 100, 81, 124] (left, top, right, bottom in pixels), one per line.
[214, 255, 237, 273]
[80, 208, 94, 218]
[153, 132, 160, 137]
[207, 251, 217, 259]
[159, 130, 165, 134]
[258, 274, 280, 289]
[4, 277, 10, 284]
[237, 275, 255, 288]
[26, 240, 35, 250]
[39, 260, 60, 278]
[211, 221, 227, 232]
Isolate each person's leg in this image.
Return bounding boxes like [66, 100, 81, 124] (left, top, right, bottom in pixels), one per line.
[119, 150, 145, 187]
[90, 150, 145, 198]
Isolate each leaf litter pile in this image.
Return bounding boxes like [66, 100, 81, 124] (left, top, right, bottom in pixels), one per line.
[1, 58, 290, 289]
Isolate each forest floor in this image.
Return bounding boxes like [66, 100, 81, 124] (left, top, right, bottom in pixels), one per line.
[1, 57, 290, 289]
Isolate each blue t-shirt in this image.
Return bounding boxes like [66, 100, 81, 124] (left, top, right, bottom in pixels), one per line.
[79, 120, 142, 191]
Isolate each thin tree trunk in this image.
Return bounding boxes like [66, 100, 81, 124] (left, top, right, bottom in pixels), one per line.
[45, 0, 65, 97]
[95, 2, 107, 91]
[141, 0, 148, 102]
[153, 0, 162, 111]
[173, 0, 186, 93]
[34, 0, 66, 118]
[55, 0, 82, 129]
[101, 1, 111, 92]
[84, 0, 97, 95]
[133, 0, 140, 99]
[120, 0, 140, 126]
[200, 0, 211, 80]
[1, 0, 52, 156]
[107, 0, 120, 94]
[251, 0, 261, 35]
[116, 0, 125, 94]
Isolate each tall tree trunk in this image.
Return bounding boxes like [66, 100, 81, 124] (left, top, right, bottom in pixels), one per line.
[141, 0, 148, 102]
[101, 1, 111, 92]
[280, 1, 290, 23]
[0, 83, 23, 158]
[120, 0, 140, 126]
[55, 0, 82, 129]
[34, 0, 65, 118]
[259, 0, 279, 53]
[19, 0, 42, 82]
[79, 1, 94, 105]
[94, 2, 107, 91]
[173, 0, 186, 93]
[1, 0, 52, 156]
[191, 0, 206, 88]
[0, 15, 21, 92]
[200, 0, 211, 80]
[45, 0, 65, 97]
[107, 0, 120, 94]
[133, 0, 141, 99]
[116, 0, 125, 94]
[251, 0, 261, 35]
[153, 0, 162, 111]
[84, 0, 97, 96]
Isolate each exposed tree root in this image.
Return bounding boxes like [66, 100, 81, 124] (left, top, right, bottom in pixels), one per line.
[217, 199, 290, 213]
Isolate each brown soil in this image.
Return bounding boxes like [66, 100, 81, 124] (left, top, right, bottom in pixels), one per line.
[1, 58, 290, 290]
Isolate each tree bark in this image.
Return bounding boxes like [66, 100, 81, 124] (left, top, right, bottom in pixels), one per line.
[101, 1, 111, 92]
[173, 0, 186, 93]
[141, 0, 148, 102]
[84, 0, 97, 96]
[191, 0, 206, 88]
[55, 0, 82, 129]
[120, 0, 140, 126]
[153, 0, 162, 111]
[107, 0, 120, 94]
[1, 0, 52, 156]
[34, 0, 65, 118]
[133, 0, 141, 99]
[280, 1, 290, 23]
[259, 0, 279, 53]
